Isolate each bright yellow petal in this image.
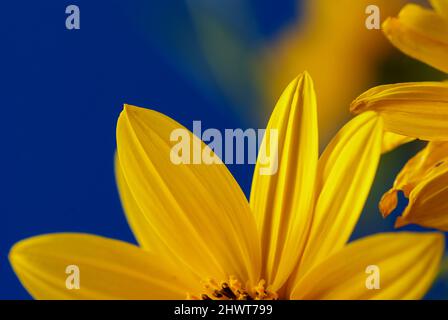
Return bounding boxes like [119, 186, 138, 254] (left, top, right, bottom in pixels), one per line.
[289, 112, 383, 286]
[351, 82, 448, 140]
[382, 132, 415, 154]
[431, 0, 448, 19]
[9, 233, 196, 299]
[116, 105, 260, 284]
[250, 72, 318, 290]
[116, 154, 198, 278]
[380, 141, 448, 217]
[382, 4, 448, 73]
[291, 232, 444, 300]
[115, 153, 158, 250]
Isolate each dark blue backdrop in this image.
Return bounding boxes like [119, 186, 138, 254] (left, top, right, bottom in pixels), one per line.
[0, 0, 298, 299]
[2, 0, 445, 300]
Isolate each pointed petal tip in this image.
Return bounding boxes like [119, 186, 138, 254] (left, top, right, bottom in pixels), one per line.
[9, 235, 38, 261]
[120, 104, 169, 124]
[291, 71, 313, 87]
[122, 104, 143, 117]
[301, 70, 312, 79]
[379, 189, 399, 218]
[9, 235, 51, 271]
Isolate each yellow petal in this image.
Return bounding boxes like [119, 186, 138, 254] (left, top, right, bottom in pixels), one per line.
[396, 158, 448, 230]
[380, 141, 448, 218]
[290, 112, 383, 284]
[9, 233, 197, 299]
[382, 132, 415, 154]
[351, 82, 448, 140]
[250, 72, 318, 290]
[431, 0, 448, 19]
[291, 232, 444, 300]
[117, 105, 260, 284]
[382, 4, 448, 73]
[115, 153, 158, 250]
[115, 153, 198, 278]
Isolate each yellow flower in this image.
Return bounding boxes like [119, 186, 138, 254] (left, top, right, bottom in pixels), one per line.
[9, 73, 444, 300]
[383, 0, 448, 73]
[260, 0, 405, 144]
[351, 82, 448, 229]
[380, 141, 448, 230]
[352, 0, 448, 230]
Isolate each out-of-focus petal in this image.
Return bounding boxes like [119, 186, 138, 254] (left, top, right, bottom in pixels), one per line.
[430, 0, 448, 20]
[262, 0, 405, 145]
[383, 4, 448, 73]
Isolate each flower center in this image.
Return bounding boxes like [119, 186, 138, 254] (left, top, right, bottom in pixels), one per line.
[188, 276, 278, 300]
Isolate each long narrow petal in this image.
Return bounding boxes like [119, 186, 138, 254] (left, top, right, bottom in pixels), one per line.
[250, 72, 318, 290]
[117, 105, 260, 284]
[9, 234, 197, 299]
[289, 112, 383, 287]
[382, 4, 448, 73]
[291, 232, 444, 300]
[351, 82, 448, 140]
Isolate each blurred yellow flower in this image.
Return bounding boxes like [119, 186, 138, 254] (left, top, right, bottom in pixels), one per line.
[9, 73, 444, 300]
[380, 141, 448, 230]
[353, 0, 448, 230]
[383, 0, 448, 73]
[260, 0, 404, 144]
[187, 0, 404, 145]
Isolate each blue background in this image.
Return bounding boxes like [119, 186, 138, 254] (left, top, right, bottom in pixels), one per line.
[0, 0, 298, 299]
[1, 1, 445, 299]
